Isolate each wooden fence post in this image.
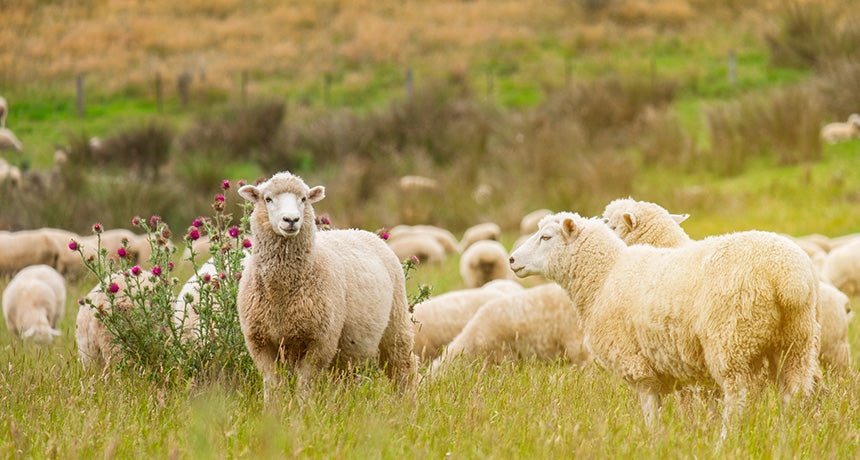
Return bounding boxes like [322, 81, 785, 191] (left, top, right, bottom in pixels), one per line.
[76, 73, 85, 117]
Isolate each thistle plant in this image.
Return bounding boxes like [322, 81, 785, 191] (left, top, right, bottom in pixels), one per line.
[73, 181, 255, 383]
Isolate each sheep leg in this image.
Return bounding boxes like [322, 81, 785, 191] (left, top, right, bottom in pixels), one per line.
[719, 372, 752, 440]
[378, 310, 419, 393]
[636, 388, 662, 429]
[246, 338, 280, 402]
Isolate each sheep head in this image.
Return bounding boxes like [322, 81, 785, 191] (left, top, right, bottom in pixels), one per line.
[239, 172, 325, 238]
[21, 324, 61, 344]
[601, 198, 688, 245]
[509, 212, 582, 278]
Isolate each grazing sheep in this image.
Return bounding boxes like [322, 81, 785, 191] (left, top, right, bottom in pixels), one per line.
[398, 175, 439, 192]
[0, 230, 64, 277]
[520, 209, 553, 236]
[173, 254, 249, 339]
[76, 273, 155, 369]
[430, 283, 590, 373]
[0, 127, 22, 152]
[822, 239, 860, 296]
[2, 265, 66, 344]
[459, 222, 501, 252]
[237, 172, 417, 400]
[411, 281, 523, 361]
[459, 239, 516, 288]
[0, 95, 7, 127]
[387, 224, 460, 254]
[820, 114, 860, 144]
[604, 198, 849, 372]
[509, 212, 820, 435]
[387, 233, 446, 265]
[181, 234, 213, 264]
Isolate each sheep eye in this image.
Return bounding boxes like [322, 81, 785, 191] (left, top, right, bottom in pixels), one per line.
[265, 197, 273, 203]
[301, 197, 307, 203]
[540, 235, 551, 241]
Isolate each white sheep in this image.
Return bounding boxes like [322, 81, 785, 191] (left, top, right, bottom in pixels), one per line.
[459, 222, 501, 252]
[0, 127, 22, 152]
[237, 171, 418, 400]
[520, 208, 553, 236]
[510, 212, 820, 435]
[459, 239, 516, 288]
[2, 265, 66, 344]
[75, 273, 156, 369]
[387, 233, 446, 265]
[387, 224, 460, 254]
[820, 113, 860, 144]
[603, 198, 849, 372]
[430, 283, 591, 373]
[822, 239, 860, 296]
[398, 175, 439, 192]
[411, 280, 523, 361]
[173, 254, 249, 339]
[0, 230, 65, 277]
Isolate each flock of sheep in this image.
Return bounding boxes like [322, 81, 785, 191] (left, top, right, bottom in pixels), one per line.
[1, 169, 858, 436]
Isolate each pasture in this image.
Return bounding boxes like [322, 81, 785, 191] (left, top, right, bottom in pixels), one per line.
[3, 0, 860, 457]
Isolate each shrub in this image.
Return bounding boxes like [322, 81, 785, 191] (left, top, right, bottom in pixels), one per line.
[73, 186, 255, 382]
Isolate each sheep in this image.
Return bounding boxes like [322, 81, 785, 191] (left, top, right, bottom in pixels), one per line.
[0, 127, 22, 152]
[387, 233, 446, 265]
[0, 95, 7, 127]
[75, 273, 155, 369]
[52, 228, 153, 278]
[430, 283, 591, 374]
[822, 239, 860, 296]
[398, 175, 439, 192]
[459, 222, 501, 252]
[820, 113, 860, 144]
[237, 171, 418, 400]
[411, 280, 523, 361]
[2, 265, 66, 344]
[0, 230, 64, 277]
[520, 209, 553, 236]
[603, 197, 849, 372]
[509, 212, 820, 435]
[173, 254, 249, 339]
[459, 239, 517, 288]
[387, 224, 460, 254]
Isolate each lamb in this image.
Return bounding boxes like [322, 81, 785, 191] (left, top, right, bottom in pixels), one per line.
[2, 265, 66, 344]
[75, 273, 155, 369]
[820, 113, 860, 144]
[603, 198, 850, 372]
[459, 239, 516, 288]
[0, 127, 23, 152]
[429, 283, 591, 373]
[411, 280, 523, 361]
[237, 171, 418, 400]
[509, 212, 820, 435]
[387, 233, 446, 265]
[459, 222, 501, 252]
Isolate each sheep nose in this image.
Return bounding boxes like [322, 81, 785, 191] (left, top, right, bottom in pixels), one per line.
[282, 216, 299, 225]
[509, 256, 515, 265]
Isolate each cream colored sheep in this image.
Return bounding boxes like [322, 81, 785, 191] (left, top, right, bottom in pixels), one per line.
[820, 113, 860, 144]
[237, 171, 417, 400]
[0, 230, 64, 277]
[398, 175, 439, 192]
[430, 283, 590, 373]
[387, 233, 446, 265]
[459, 239, 516, 288]
[510, 212, 820, 435]
[822, 239, 860, 296]
[604, 198, 849, 372]
[75, 273, 156, 369]
[520, 209, 553, 236]
[387, 224, 460, 254]
[2, 265, 66, 344]
[459, 222, 501, 252]
[411, 281, 523, 361]
[173, 254, 249, 339]
[0, 127, 22, 152]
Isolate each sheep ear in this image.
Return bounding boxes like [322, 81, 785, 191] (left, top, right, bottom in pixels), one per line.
[50, 327, 61, 337]
[561, 218, 580, 240]
[308, 186, 326, 203]
[21, 327, 36, 339]
[622, 212, 636, 229]
[238, 185, 261, 202]
[671, 213, 690, 224]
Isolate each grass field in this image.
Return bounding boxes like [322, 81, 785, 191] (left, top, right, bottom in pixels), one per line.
[3, 0, 860, 457]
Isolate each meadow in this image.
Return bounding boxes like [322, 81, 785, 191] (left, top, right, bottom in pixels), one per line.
[2, 0, 860, 458]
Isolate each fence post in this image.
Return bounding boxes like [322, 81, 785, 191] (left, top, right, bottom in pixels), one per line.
[177, 71, 191, 107]
[241, 70, 248, 106]
[155, 72, 163, 112]
[405, 67, 414, 100]
[76, 73, 85, 117]
[728, 49, 737, 88]
[324, 73, 332, 106]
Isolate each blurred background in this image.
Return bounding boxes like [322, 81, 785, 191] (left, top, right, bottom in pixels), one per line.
[1, 0, 860, 239]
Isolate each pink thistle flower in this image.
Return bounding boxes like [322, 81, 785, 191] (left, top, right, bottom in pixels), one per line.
[215, 195, 225, 202]
[192, 218, 202, 228]
[238, 180, 245, 187]
[242, 239, 252, 249]
[228, 226, 240, 238]
[219, 272, 227, 279]
[168, 262, 174, 271]
[188, 229, 200, 241]
[409, 255, 420, 265]
[68, 240, 79, 251]
[132, 216, 141, 226]
[150, 215, 161, 227]
[131, 266, 141, 276]
[152, 266, 162, 276]
[203, 274, 211, 282]
[233, 272, 242, 281]
[117, 247, 127, 258]
[381, 232, 389, 240]
[221, 180, 231, 190]
[92, 223, 102, 234]
[108, 283, 119, 294]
